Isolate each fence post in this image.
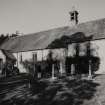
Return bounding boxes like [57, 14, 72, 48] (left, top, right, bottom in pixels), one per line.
[52, 64, 56, 80]
[88, 60, 92, 79]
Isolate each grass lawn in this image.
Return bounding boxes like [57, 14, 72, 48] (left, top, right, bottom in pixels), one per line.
[0, 74, 105, 105]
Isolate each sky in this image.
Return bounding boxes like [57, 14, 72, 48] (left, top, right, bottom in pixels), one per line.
[0, 0, 105, 35]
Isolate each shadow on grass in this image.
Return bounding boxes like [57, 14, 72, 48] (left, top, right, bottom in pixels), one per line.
[0, 78, 99, 105]
[26, 79, 99, 105]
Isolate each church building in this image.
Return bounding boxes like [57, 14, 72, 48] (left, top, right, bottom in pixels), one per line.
[1, 9, 105, 78]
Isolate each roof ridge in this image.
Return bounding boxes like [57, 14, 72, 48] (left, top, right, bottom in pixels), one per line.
[8, 18, 105, 39]
[16, 26, 68, 38]
[1, 17, 105, 52]
[78, 18, 105, 26]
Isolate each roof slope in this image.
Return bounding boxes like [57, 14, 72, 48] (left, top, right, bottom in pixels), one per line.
[2, 50, 16, 60]
[1, 18, 105, 53]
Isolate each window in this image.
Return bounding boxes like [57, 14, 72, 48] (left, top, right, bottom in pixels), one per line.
[20, 53, 23, 63]
[71, 13, 75, 20]
[0, 59, 3, 71]
[32, 52, 37, 63]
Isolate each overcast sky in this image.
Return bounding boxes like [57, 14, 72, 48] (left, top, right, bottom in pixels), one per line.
[0, 0, 105, 35]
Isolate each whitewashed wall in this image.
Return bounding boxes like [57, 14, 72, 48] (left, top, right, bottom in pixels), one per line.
[68, 42, 87, 57]
[0, 50, 6, 63]
[0, 50, 6, 74]
[68, 39, 105, 74]
[68, 43, 76, 57]
[90, 40, 105, 74]
[13, 39, 105, 74]
[13, 48, 66, 73]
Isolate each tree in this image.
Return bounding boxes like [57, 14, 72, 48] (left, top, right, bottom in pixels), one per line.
[0, 34, 9, 45]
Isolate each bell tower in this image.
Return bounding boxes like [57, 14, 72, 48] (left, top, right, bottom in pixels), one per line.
[69, 7, 79, 26]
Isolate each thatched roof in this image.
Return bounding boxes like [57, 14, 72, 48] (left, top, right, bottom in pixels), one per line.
[1, 18, 105, 53]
